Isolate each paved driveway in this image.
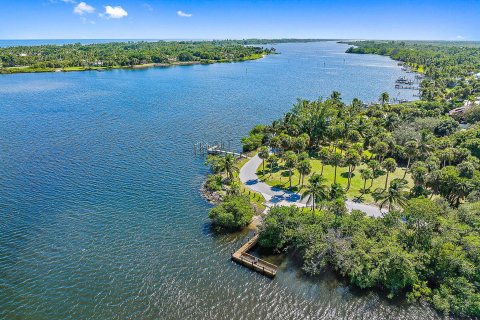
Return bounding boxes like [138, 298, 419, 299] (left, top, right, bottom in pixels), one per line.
[239, 154, 383, 217]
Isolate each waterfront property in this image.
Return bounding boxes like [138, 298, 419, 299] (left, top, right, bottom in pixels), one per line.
[0, 41, 440, 320]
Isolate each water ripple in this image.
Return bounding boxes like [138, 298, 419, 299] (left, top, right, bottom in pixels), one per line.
[0, 42, 441, 320]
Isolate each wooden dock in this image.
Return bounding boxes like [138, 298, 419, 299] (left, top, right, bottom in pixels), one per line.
[231, 234, 278, 278]
[207, 145, 248, 158]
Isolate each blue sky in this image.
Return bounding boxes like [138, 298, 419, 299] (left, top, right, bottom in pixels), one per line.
[1, 0, 479, 40]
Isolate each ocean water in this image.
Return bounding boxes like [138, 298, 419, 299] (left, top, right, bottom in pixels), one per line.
[0, 41, 441, 319]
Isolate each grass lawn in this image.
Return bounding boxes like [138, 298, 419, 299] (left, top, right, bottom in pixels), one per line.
[257, 157, 413, 204]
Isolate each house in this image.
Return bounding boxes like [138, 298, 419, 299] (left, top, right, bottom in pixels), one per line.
[449, 98, 480, 116]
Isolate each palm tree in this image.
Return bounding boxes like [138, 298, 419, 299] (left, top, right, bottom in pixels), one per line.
[318, 146, 330, 175]
[258, 146, 269, 175]
[223, 154, 239, 181]
[379, 92, 390, 105]
[269, 136, 281, 154]
[359, 168, 373, 194]
[385, 113, 400, 131]
[283, 151, 298, 188]
[439, 147, 455, 168]
[330, 91, 342, 102]
[293, 134, 309, 154]
[418, 131, 433, 160]
[403, 140, 418, 179]
[267, 154, 278, 178]
[344, 149, 361, 191]
[373, 178, 408, 213]
[367, 160, 381, 187]
[330, 198, 347, 223]
[373, 141, 389, 162]
[381, 158, 397, 190]
[297, 159, 312, 187]
[302, 174, 329, 212]
[227, 179, 241, 196]
[330, 183, 346, 201]
[280, 133, 293, 152]
[329, 152, 343, 184]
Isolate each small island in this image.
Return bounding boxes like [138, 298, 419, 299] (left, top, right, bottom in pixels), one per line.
[204, 40, 480, 318]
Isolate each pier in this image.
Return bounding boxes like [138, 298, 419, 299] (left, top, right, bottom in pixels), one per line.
[395, 84, 419, 90]
[231, 234, 278, 278]
[207, 145, 248, 158]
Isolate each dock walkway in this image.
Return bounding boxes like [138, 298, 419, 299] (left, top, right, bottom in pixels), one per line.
[207, 145, 248, 158]
[231, 234, 277, 277]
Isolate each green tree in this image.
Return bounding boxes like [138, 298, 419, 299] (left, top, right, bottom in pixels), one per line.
[302, 174, 329, 211]
[283, 150, 298, 188]
[208, 195, 254, 230]
[379, 92, 390, 105]
[330, 183, 346, 201]
[258, 206, 300, 250]
[403, 140, 418, 179]
[359, 168, 373, 194]
[345, 149, 361, 191]
[318, 146, 330, 175]
[267, 154, 279, 178]
[374, 178, 408, 212]
[258, 146, 270, 175]
[373, 141, 389, 162]
[367, 160, 381, 187]
[329, 152, 343, 184]
[297, 159, 312, 186]
[382, 158, 398, 190]
[222, 154, 239, 181]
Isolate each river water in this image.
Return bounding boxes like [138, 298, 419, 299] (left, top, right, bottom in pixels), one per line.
[0, 41, 442, 319]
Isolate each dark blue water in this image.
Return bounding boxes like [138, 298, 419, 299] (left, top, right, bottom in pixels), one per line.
[0, 42, 440, 319]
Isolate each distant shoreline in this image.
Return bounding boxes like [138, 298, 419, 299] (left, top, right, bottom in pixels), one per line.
[0, 55, 269, 75]
[0, 39, 277, 75]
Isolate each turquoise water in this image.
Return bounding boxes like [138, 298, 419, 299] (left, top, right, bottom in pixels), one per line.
[0, 42, 441, 319]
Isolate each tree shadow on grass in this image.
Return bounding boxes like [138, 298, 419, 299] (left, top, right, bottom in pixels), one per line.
[280, 170, 291, 178]
[340, 171, 356, 179]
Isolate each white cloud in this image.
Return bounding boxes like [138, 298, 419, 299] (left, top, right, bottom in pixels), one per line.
[48, 0, 77, 3]
[142, 3, 153, 11]
[74, 2, 95, 15]
[177, 10, 192, 17]
[80, 16, 96, 24]
[456, 35, 465, 40]
[104, 5, 128, 19]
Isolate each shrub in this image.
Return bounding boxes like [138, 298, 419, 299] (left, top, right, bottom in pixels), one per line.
[208, 196, 254, 230]
[205, 174, 222, 191]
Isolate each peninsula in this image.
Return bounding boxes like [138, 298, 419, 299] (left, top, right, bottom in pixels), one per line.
[0, 40, 278, 74]
[205, 40, 480, 318]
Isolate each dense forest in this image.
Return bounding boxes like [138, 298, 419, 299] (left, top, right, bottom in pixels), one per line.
[202, 41, 480, 317]
[0, 40, 276, 73]
[346, 40, 480, 103]
[239, 92, 480, 317]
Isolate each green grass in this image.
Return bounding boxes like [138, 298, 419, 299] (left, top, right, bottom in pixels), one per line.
[257, 157, 413, 204]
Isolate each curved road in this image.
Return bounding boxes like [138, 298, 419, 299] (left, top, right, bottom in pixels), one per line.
[239, 155, 383, 217]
